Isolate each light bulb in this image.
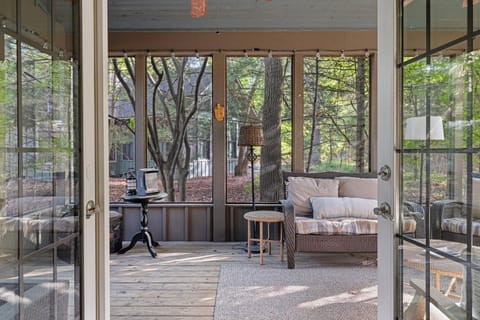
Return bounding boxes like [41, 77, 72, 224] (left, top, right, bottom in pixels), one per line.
[268, 50, 273, 58]
[340, 50, 345, 58]
[316, 50, 321, 59]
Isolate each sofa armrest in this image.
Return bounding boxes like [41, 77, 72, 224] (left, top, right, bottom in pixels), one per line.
[280, 199, 296, 269]
[431, 200, 464, 239]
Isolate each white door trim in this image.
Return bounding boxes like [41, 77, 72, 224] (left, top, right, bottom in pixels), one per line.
[81, 0, 109, 319]
[377, 0, 400, 318]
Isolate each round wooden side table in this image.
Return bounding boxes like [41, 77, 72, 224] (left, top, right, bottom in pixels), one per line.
[243, 210, 284, 265]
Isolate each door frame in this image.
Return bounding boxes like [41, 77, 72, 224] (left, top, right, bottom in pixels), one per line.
[377, 0, 400, 318]
[80, 0, 109, 319]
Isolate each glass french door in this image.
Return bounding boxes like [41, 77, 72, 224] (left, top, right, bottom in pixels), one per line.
[0, 0, 107, 319]
[378, 0, 480, 319]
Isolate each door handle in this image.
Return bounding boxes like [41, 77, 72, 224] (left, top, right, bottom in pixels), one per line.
[377, 165, 391, 181]
[85, 200, 98, 219]
[374, 202, 393, 220]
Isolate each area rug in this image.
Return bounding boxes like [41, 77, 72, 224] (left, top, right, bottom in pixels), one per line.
[214, 259, 377, 320]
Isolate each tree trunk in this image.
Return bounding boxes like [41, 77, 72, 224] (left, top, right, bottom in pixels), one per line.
[234, 146, 249, 176]
[260, 58, 283, 202]
[355, 57, 367, 173]
[306, 57, 321, 172]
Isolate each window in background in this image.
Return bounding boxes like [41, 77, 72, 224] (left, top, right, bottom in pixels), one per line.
[108, 56, 136, 202]
[226, 56, 292, 203]
[146, 56, 213, 202]
[303, 56, 370, 173]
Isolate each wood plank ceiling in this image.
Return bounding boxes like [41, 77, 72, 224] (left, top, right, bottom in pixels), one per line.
[108, 0, 378, 32]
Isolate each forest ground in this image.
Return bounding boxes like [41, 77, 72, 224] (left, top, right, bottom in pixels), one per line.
[109, 175, 250, 203]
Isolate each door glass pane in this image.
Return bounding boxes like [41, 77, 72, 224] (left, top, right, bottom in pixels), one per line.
[430, 1, 466, 50]
[403, 0, 426, 61]
[22, 43, 53, 148]
[0, 34, 17, 147]
[400, 242, 426, 318]
[226, 56, 292, 203]
[0, 0, 17, 32]
[0, 0, 80, 318]
[400, 41, 479, 320]
[22, 0, 52, 52]
[476, 3, 480, 32]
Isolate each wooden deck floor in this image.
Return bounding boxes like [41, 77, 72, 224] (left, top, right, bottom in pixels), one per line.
[109, 242, 377, 320]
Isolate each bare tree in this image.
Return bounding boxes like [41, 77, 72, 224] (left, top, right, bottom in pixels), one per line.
[112, 56, 209, 201]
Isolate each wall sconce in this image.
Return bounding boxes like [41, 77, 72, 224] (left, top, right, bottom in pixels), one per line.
[214, 103, 225, 121]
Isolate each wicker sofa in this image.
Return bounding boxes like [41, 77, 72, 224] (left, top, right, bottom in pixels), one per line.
[281, 171, 379, 269]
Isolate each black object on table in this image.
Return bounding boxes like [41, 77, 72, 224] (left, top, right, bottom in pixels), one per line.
[118, 192, 167, 258]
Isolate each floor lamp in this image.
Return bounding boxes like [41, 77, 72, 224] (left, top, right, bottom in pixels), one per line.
[238, 124, 264, 252]
[405, 116, 444, 206]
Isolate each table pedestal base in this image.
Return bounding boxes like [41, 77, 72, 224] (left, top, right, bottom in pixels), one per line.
[118, 229, 159, 258]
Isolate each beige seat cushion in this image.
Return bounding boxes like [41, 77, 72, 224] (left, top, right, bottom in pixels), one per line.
[287, 177, 339, 214]
[295, 217, 377, 235]
[335, 177, 377, 199]
[310, 196, 377, 219]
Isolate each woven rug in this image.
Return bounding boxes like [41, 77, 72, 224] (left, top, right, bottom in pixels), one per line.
[214, 257, 377, 320]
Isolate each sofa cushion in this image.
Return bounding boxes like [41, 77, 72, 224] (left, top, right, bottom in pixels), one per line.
[310, 196, 378, 219]
[473, 176, 480, 219]
[287, 177, 339, 214]
[403, 217, 417, 234]
[295, 217, 377, 235]
[441, 217, 480, 236]
[335, 177, 377, 199]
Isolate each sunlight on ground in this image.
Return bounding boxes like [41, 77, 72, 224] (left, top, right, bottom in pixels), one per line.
[298, 285, 377, 308]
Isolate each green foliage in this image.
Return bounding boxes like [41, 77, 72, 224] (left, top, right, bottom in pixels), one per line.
[303, 57, 370, 172]
[308, 161, 357, 173]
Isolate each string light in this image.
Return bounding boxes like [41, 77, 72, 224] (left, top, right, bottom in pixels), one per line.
[112, 48, 377, 57]
[147, 50, 151, 58]
[123, 51, 128, 58]
[42, 41, 49, 50]
[1, 17, 6, 29]
[58, 49, 64, 58]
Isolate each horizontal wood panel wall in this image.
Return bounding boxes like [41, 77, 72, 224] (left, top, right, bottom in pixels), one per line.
[109, 31, 378, 54]
[110, 203, 283, 241]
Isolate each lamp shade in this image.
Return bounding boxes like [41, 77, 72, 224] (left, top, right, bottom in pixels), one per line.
[238, 124, 265, 146]
[405, 116, 444, 141]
